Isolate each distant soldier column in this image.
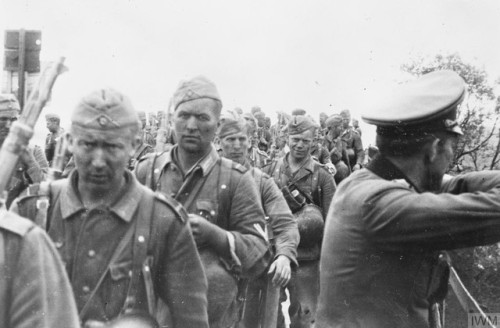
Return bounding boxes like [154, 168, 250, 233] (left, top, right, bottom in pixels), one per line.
[263, 115, 336, 328]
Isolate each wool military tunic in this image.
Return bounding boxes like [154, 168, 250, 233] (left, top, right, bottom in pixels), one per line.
[316, 155, 500, 328]
[12, 170, 209, 327]
[0, 211, 79, 328]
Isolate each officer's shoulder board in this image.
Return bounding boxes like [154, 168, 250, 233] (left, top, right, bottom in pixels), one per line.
[152, 191, 188, 223]
[0, 211, 34, 237]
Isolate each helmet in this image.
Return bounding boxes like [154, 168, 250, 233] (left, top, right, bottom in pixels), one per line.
[294, 204, 324, 248]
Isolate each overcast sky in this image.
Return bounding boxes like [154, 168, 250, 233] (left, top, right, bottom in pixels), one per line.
[2, 0, 500, 145]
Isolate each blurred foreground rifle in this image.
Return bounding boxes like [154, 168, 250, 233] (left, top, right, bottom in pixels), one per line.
[0, 57, 67, 209]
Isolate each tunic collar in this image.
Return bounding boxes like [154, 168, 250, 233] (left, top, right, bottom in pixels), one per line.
[60, 169, 144, 222]
[170, 143, 219, 177]
[366, 154, 421, 192]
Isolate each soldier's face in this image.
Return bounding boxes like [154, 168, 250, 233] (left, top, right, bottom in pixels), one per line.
[46, 119, 58, 133]
[0, 113, 17, 143]
[289, 129, 314, 161]
[68, 127, 137, 191]
[174, 98, 220, 155]
[329, 125, 342, 138]
[221, 132, 249, 164]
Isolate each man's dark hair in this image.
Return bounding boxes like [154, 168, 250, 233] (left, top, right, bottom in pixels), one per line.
[376, 131, 454, 157]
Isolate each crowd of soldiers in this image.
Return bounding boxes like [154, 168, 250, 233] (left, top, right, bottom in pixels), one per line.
[2, 69, 500, 328]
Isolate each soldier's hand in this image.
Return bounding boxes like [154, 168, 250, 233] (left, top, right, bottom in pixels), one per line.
[188, 213, 226, 249]
[352, 163, 361, 171]
[268, 255, 291, 287]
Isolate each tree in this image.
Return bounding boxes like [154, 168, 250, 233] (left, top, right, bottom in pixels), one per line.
[402, 53, 500, 172]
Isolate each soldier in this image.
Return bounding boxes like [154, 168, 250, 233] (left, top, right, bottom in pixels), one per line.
[12, 89, 209, 327]
[352, 117, 362, 136]
[0, 210, 80, 328]
[218, 114, 299, 328]
[135, 76, 271, 328]
[339, 109, 364, 171]
[316, 70, 500, 328]
[243, 112, 270, 168]
[323, 114, 350, 184]
[318, 112, 328, 131]
[263, 115, 336, 328]
[128, 126, 154, 171]
[45, 113, 65, 165]
[310, 129, 336, 177]
[0, 94, 48, 208]
[254, 111, 272, 149]
[138, 111, 156, 148]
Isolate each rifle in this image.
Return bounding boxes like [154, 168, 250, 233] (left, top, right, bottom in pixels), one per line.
[259, 216, 281, 328]
[0, 57, 66, 208]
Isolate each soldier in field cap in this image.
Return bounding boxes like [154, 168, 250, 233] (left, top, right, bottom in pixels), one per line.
[263, 114, 335, 328]
[323, 114, 350, 184]
[135, 76, 271, 328]
[44, 113, 65, 166]
[316, 70, 500, 328]
[0, 94, 49, 208]
[218, 113, 299, 328]
[12, 88, 209, 327]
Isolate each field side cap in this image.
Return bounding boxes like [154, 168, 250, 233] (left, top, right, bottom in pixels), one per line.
[71, 88, 139, 130]
[171, 76, 221, 112]
[288, 115, 318, 135]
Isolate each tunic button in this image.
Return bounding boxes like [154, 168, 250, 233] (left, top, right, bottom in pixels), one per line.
[88, 250, 96, 258]
[82, 286, 90, 293]
[138, 236, 145, 243]
[54, 241, 63, 248]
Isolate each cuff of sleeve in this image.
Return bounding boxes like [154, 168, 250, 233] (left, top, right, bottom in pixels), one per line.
[219, 232, 242, 274]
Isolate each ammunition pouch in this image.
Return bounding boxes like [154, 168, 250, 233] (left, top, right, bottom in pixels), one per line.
[281, 185, 307, 214]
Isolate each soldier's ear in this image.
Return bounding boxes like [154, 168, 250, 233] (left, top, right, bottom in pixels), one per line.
[426, 137, 440, 163]
[66, 133, 74, 153]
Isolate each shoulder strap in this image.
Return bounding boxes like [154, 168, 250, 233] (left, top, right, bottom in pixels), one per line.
[123, 189, 155, 313]
[311, 163, 321, 207]
[145, 153, 159, 190]
[218, 158, 233, 229]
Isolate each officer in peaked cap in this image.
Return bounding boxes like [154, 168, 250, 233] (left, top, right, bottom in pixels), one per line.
[263, 115, 335, 328]
[316, 70, 500, 328]
[12, 88, 209, 327]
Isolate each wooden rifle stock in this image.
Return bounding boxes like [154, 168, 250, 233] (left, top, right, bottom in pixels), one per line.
[0, 57, 66, 206]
